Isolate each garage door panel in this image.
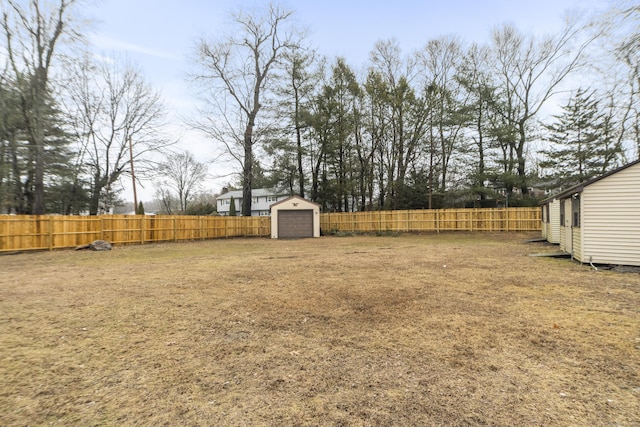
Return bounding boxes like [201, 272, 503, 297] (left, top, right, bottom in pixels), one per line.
[278, 210, 313, 238]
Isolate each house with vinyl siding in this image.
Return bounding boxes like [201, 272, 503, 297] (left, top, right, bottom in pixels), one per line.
[553, 159, 640, 266]
[216, 188, 289, 216]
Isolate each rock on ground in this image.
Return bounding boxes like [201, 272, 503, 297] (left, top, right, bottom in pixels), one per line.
[75, 240, 112, 251]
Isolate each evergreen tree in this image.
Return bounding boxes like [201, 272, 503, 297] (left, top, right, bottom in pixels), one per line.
[0, 74, 80, 214]
[267, 48, 320, 198]
[136, 201, 145, 215]
[540, 89, 621, 190]
[229, 196, 237, 216]
[1, 0, 83, 214]
[184, 201, 215, 216]
[306, 58, 360, 212]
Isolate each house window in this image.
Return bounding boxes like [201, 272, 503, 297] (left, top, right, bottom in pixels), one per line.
[543, 205, 549, 223]
[572, 195, 580, 227]
[559, 201, 565, 226]
[267, 196, 278, 202]
[252, 197, 259, 204]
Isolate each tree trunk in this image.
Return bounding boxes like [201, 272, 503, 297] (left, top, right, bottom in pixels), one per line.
[242, 134, 253, 217]
[293, 83, 305, 198]
[517, 120, 528, 195]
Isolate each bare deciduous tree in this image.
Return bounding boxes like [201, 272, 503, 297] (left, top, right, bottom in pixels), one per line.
[66, 56, 170, 214]
[420, 36, 467, 199]
[154, 187, 178, 215]
[611, 4, 640, 159]
[157, 151, 208, 212]
[489, 19, 598, 194]
[191, 3, 300, 216]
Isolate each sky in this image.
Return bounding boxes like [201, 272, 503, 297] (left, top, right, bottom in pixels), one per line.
[88, 0, 611, 202]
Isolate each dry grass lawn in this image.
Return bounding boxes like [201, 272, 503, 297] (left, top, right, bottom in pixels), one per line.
[1, 233, 639, 426]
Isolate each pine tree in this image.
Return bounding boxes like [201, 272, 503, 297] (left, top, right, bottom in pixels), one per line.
[540, 89, 615, 190]
[136, 201, 145, 215]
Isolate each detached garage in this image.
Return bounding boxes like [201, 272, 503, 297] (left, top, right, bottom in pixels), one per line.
[270, 196, 321, 239]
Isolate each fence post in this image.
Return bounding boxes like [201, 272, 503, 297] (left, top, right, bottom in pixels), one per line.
[506, 208, 510, 232]
[140, 216, 145, 244]
[48, 216, 53, 251]
[100, 217, 104, 241]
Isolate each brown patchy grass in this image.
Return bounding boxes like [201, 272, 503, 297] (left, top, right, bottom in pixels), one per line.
[1, 233, 639, 426]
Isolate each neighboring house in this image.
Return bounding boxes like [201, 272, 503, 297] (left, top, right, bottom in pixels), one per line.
[540, 197, 561, 244]
[553, 159, 640, 266]
[216, 188, 289, 216]
[270, 196, 321, 239]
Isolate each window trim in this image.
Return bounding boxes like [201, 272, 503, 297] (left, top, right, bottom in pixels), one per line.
[572, 195, 580, 228]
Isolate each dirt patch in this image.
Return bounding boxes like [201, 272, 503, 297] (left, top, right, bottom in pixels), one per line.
[1, 233, 639, 426]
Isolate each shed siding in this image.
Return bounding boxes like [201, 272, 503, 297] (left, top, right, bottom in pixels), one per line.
[548, 200, 561, 244]
[270, 196, 321, 239]
[542, 204, 549, 239]
[572, 226, 582, 262]
[581, 163, 640, 266]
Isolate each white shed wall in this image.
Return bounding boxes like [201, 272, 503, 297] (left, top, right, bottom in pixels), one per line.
[548, 199, 561, 244]
[581, 163, 640, 266]
[270, 197, 320, 239]
[573, 225, 583, 263]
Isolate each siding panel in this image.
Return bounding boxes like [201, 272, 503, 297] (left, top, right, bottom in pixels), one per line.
[582, 162, 640, 266]
[549, 200, 560, 244]
[572, 227, 582, 262]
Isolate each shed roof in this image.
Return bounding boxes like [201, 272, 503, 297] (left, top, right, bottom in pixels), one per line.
[543, 158, 640, 202]
[269, 195, 321, 209]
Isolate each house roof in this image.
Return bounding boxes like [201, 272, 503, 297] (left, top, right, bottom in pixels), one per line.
[217, 188, 289, 200]
[543, 158, 640, 202]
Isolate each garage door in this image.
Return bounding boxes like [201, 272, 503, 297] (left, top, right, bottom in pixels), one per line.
[278, 210, 313, 238]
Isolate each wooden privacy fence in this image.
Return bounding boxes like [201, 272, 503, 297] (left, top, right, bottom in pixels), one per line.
[0, 215, 270, 252]
[0, 208, 540, 252]
[320, 208, 540, 233]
